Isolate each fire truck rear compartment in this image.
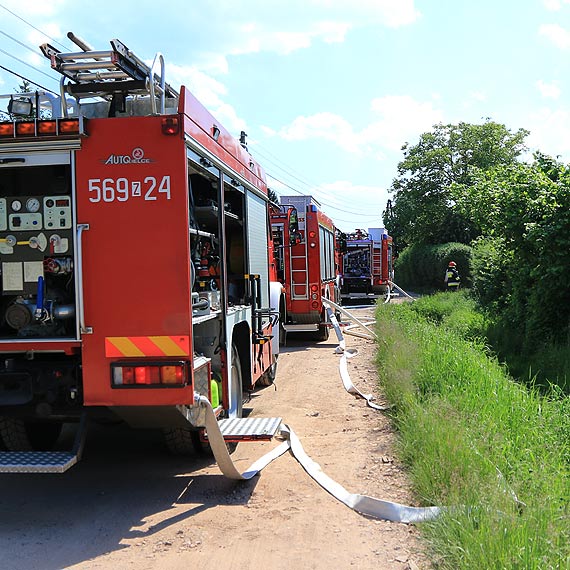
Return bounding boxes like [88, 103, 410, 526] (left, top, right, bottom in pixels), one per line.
[0, 163, 76, 340]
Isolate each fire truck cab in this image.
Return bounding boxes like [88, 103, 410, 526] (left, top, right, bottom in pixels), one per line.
[270, 195, 340, 341]
[0, 35, 280, 472]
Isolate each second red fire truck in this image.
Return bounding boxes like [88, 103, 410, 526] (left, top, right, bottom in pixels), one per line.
[270, 195, 341, 341]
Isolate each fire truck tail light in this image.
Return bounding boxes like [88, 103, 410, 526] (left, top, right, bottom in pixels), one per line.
[0, 123, 15, 137]
[161, 117, 179, 135]
[310, 243, 316, 248]
[310, 284, 318, 292]
[309, 231, 316, 238]
[161, 365, 185, 384]
[311, 301, 319, 309]
[111, 361, 188, 387]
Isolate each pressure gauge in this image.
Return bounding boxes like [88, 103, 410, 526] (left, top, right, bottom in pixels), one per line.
[11, 200, 22, 212]
[26, 198, 40, 213]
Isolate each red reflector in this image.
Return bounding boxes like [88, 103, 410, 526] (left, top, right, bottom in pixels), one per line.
[311, 301, 320, 309]
[59, 119, 79, 134]
[161, 117, 179, 135]
[309, 231, 316, 238]
[123, 367, 135, 384]
[135, 366, 160, 384]
[38, 121, 57, 135]
[16, 122, 35, 136]
[310, 284, 318, 292]
[0, 123, 15, 137]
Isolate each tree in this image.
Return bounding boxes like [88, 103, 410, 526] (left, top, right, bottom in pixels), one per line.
[267, 188, 279, 205]
[459, 154, 570, 347]
[384, 121, 529, 247]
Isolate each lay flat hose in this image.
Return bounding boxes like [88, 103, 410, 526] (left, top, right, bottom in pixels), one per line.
[197, 394, 441, 523]
[192, 297, 443, 522]
[388, 281, 416, 301]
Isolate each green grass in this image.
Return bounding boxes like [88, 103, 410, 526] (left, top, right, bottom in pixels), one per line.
[375, 293, 569, 569]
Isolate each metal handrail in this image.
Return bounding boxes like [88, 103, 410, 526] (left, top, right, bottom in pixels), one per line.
[76, 223, 92, 334]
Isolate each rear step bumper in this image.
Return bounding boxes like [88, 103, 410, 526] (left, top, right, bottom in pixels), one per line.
[208, 416, 282, 442]
[0, 413, 87, 474]
[0, 451, 80, 474]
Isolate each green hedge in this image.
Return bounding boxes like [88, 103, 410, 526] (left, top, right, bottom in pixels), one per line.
[395, 242, 472, 290]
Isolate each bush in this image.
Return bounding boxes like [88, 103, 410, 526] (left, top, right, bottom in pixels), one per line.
[395, 242, 472, 290]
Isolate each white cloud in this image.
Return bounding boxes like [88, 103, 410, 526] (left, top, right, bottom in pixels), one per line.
[470, 91, 487, 102]
[278, 112, 360, 152]
[270, 95, 442, 157]
[536, 79, 561, 99]
[526, 106, 570, 161]
[315, 181, 389, 230]
[367, 95, 443, 151]
[185, 0, 420, 63]
[542, 0, 570, 10]
[166, 63, 247, 134]
[539, 23, 570, 49]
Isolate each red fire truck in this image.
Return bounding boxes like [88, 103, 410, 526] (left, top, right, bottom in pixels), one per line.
[0, 35, 282, 472]
[270, 195, 340, 341]
[341, 228, 393, 299]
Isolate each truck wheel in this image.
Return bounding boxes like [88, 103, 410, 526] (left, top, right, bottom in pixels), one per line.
[229, 344, 243, 418]
[162, 426, 198, 456]
[278, 300, 287, 345]
[313, 323, 330, 342]
[163, 425, 237, 456]
[0, 417, 62, 451]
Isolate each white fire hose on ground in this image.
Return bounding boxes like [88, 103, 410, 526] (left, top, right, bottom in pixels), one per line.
[388, 281, 416, 302]
[193, 297, 442, 523]
[197, 394, 441, 523]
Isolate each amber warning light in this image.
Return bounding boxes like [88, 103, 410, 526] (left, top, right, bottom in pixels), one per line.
[0, 118, 85, 139]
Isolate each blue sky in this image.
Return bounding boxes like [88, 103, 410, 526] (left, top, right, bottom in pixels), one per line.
[1, 0, 570, 232]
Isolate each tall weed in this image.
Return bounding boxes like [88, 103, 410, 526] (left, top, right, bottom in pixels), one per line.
[376, 298, 569, 569]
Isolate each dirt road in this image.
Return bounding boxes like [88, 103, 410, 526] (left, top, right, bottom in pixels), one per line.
[0, 307, 428, 570]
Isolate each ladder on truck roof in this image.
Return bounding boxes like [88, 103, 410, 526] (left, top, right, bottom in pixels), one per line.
[40, 32, 178, 117]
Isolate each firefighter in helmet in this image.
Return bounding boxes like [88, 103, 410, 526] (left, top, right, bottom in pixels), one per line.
[444, 261, 460, 291]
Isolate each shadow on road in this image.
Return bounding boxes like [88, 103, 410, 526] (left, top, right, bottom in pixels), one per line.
[0, 421, 258, 570]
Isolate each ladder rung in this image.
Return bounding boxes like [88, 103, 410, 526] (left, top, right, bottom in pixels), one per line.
[57, 50, 115, 61]
[76, 71, 129, 82]
[61, 61, 118, 72]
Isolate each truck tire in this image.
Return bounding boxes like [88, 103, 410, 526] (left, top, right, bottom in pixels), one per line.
[164, 343, 243, 455]
[229, 343, 243, 418]
[313, 323, 330, 341]
[0, 417, 62, 451]
[162, 426, 198, 456]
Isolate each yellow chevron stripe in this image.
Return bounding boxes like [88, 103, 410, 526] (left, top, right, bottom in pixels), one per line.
[108, 337, 145, 357]
[149, 336, 188, 356]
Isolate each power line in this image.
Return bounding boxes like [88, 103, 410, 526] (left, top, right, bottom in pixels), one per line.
[0, 3, 71, 51]
[267, 172, 379, 218]
[253, 141, 384, 216]
[0, 47, 58, 84]
[0, 64, 55, 93]
[0, 29, 40, 56]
